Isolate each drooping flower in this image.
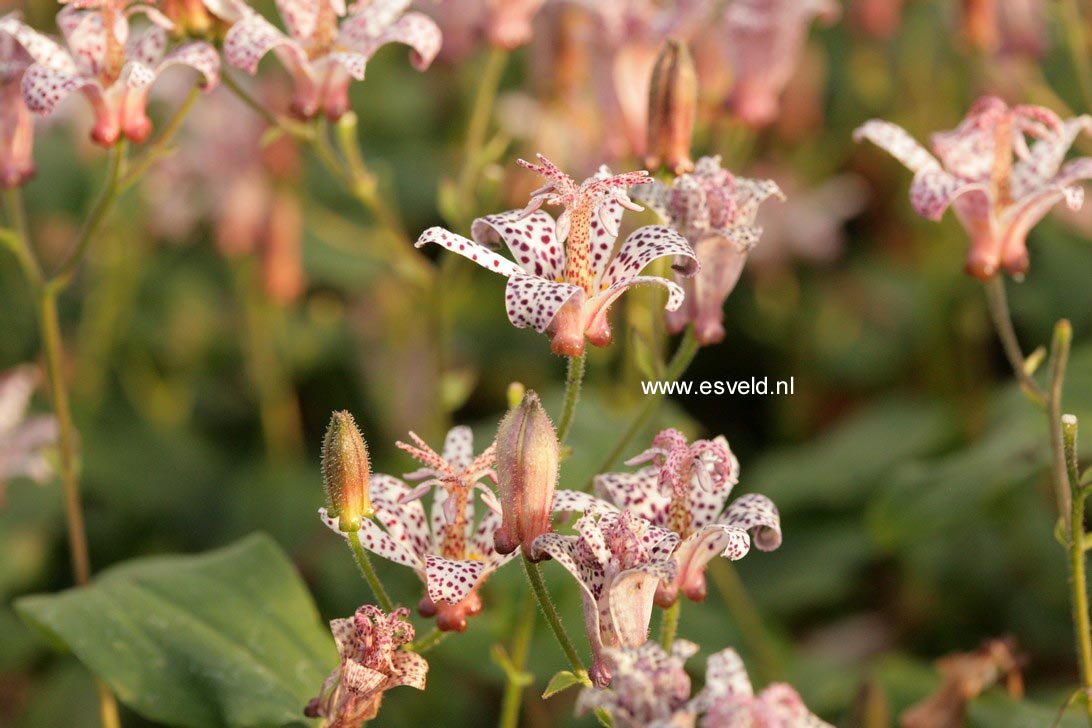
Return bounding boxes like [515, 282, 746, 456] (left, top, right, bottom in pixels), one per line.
[0, 15, 35, 188]
[854, 97, 1092, 279]
[1, 5, 220, 146]
[721, 0, 839, 128]
[645, 38, 697, 175]
[320, 426, 516, 632]
[222, 0, 442, 119]
[416, 155, 699, 356]
[633, 155, 783, 344]
[530, 507, 678, 687]
[691, 648, 832, 727]
[0, 365, 58, 504]
[493, 390, 558, 558]
[576, 639, 700, 728]
[304, 605, 427, 727]
[556, 428, 780, 608]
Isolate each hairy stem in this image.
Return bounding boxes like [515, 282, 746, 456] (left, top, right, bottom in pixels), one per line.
[1064, 416, 1092, 723]
[523, 556, 591, 685]
[555, 351, 587, 444]
[1051, 321, 1074, 529]
[660, 600, 681, 650]
[349, 530, 394, 613]
[406, 627, 449, 654]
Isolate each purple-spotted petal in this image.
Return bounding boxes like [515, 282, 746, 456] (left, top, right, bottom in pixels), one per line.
[504, 273, 583, 333]
[471, 210, 564, 279]
[909, 168, 988, 221]
[389, 650, 428, 690]
[369, 473, 433, 559]
[126, 26, 167, 67]
[441, 425, 473, 469]
[0, 16, 78, 74]
[593, 470, 668, 526]
[276, 0, 323, 42]
[21, 64, 91, 114]
[415, 226, 523, 277]
[424, 555, 485, 604]
[223, 11, 308, 75]
[610, 561, 675, 647]
[853, 119, 940, 175]
[720, 493, 781, 550]
[552, 488, 615, 514]
[600, 225, 698, 289]
[338, 10, 441, 71]
[156, 41, 221, 89]
[318, 507, 425, 571]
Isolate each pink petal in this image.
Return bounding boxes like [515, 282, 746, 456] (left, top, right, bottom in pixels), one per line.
[610, 561, 675, 647]
[584, 275, 687, 347]
[504, 273, 583, 333]
[20, 64, 90, 114]
[415, 226, 523, 277]
[720, 493, 781, 550]
[0, 15, 78, 75]
[552, 489, 615, 515]
[589, 199, 624, 284]
[1012, 116, 1092, 189]
[424, 555, 485, 604]
[471, 210, 564, 279]
[853, 119, 940, 175]
[57, 8, 108, 76]
[339, 10, 441, 71]
[155, 41, 221, 90]
[275, 0, 323, 42]
[390, 651, 428, 690]
[703, 648, 754, 699]
[126, 26, 167, 67]
[440, 425, 473, 469]
[592, 470, 669, 526]
[600, 225, 698, 289]
[0, 365, 37, 433]
[530, 532, 600, 595]
[908, 168, 988, 221]
[223, 11, 307, 75]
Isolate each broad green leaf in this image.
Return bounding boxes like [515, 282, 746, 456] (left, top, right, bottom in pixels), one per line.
[542, 670, 582, 699]
[15, 533, 335, 728]
[968, 692, 1085, 728]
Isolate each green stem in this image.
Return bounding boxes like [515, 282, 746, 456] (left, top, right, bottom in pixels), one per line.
[348, 530, 394, 613]
[708, 559, 783, 683]
[1051, 321, 1074, 529]
[555, 351, 586, 444]
[522, 556, 591, 685]
[593, 327, 699, 477]
[220, 72, 314, 141]
[232, 262, 304, 458]
[119, 85, 202, 190]
[498, 594, 536, 728]
[455, 48, 508, 206]
[660, 600, 680, 650]
[1063, 415, 1092, 723]
[1, 190, 42, 288]
[406, 627, 449, 654]
[983, 278, 1047, 406]
[50, 142, 126, 292]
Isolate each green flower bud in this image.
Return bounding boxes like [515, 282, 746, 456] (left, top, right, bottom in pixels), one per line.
[321, 411, 374, 532]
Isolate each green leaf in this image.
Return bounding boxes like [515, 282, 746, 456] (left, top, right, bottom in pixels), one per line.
[542, 670, 582, 699]
[15, 533, 335, 728]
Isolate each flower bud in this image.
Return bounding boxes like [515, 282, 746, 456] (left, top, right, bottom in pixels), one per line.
[493, 391, 558, 558]
[321, 411, 374, 532]
[645, 39, 697, 175]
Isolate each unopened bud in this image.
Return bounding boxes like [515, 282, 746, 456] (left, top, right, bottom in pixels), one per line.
[494, 391, 558, 559]
[645, 39, 697, 175]
[321, 411, 374, 532]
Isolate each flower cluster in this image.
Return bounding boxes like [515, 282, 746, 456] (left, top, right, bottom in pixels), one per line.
[417, 155, 699, 356]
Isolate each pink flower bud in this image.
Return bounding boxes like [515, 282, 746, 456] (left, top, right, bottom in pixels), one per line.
[493, 391, 558, 559]
[645, 39, 697, 176]
[321, 411, 374, 532]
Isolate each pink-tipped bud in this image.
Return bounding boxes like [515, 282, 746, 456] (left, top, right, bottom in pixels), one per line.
[493, 391, 558, 559]
[321, 411, 374, 532]
[645, 38, 697, 175]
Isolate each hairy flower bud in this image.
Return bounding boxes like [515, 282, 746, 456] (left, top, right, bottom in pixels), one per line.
[493, 391, 558, 558]
[321, 411, 374, 532]
[645, 39, 697, 175]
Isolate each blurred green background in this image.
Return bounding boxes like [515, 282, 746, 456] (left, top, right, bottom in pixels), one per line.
[5, 0, 1092, 725]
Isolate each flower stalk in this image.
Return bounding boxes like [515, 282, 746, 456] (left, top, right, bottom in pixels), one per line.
[555, 351, 586, 445]
[349, 530, 395, 614]
[1063, 415, 1092, 723]
[522, 555, 592, 687]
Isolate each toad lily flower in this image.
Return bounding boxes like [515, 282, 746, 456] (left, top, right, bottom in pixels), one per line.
[0, 16, 34, 188]
[530, 508, 678, 687]
[416, 155, 699, 356]
[320, 426, 517, 632]
[692, 648, 832, 727]
[304, 605, 428, 726]
[855, 97, 1092, 279]
[633, 155, 783, 344]
[1, 5, 220, 146]
[223, 0, 442, 119]
[723, 0, 839, 127]
[0, 365, 58, 505]
[557, 428, 781, 607]
[576, 639, 701, 728]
